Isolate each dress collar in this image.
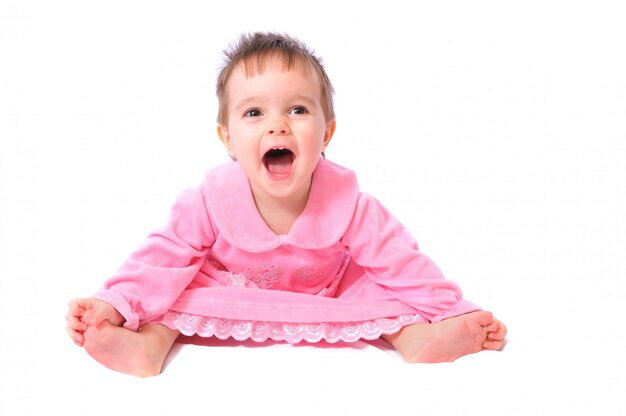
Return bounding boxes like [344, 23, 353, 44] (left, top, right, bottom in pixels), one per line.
[203, 158, 360, 252]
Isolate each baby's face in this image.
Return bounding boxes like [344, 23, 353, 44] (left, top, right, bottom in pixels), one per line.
[218, 58, 335, 205]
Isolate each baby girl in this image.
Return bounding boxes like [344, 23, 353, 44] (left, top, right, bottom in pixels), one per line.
[66, 32, 507, 377]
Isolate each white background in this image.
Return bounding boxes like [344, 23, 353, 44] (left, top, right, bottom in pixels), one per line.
[1, 1, 625, 414]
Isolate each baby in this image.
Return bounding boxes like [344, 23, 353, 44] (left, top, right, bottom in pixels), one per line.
[66, 32, 506, 377]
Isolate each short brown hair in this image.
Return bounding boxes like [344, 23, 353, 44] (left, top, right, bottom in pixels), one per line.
[216, 32, 335, 125]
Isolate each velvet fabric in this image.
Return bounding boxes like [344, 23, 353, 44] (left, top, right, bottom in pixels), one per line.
[94, 158, 478, 341]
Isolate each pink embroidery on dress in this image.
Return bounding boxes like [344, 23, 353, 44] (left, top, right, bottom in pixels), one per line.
[294, 266, 322, 283]
[244, 265, 283, 289]
[205, 257, 252, 287]
[224, 272, 247, 287]
[208, 268, 251, 288]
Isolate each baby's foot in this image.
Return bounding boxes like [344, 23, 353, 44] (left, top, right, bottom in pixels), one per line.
[384, 311, 507, 363]
[83, 321, 178, 377]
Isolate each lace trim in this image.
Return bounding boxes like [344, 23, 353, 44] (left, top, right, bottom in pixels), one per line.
[160, 312, 425, 344]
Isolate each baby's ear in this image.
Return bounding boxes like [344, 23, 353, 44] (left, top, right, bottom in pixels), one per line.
[217, 124, 229, 146]
[323, 119, 336, 151]
[217, 125, 236, 160]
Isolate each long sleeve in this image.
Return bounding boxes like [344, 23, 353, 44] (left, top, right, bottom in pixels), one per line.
[93, 186, 216, 330]
[341, 193, 479, 322]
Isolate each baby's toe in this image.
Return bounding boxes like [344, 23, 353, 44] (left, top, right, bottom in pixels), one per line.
[482, 339, 504, 351]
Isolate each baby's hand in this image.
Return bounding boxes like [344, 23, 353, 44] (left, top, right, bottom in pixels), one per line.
[66, 298, 124, 347]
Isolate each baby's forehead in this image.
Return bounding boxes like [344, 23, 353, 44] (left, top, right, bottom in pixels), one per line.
[217, 50, 329, 124]
[233, 51, 315, 80]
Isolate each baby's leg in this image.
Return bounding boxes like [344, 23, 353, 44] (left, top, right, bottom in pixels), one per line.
[83, 321, 179, 377]
[382, 311, 506, 363]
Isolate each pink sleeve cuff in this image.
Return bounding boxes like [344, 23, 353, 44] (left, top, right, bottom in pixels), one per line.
[92, 289, 140, 331]
[429, 299, 481, 323]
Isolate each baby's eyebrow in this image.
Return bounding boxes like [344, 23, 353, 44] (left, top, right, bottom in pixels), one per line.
[292, 95, 317, 107]
[234, 96, 263, 111]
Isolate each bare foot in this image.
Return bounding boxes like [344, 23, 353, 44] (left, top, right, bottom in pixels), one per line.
[83, 321, 179, 377]
[383, 311, 507, 363]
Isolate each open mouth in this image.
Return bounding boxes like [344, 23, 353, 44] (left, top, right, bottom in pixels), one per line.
[263, 147, 295, 179]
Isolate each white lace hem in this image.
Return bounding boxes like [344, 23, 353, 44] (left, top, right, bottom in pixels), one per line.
[160, 312, 426, 344]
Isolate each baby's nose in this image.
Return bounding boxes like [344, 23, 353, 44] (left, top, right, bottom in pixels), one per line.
[266, 118, 290, 135]
[267, 126, 289, 135]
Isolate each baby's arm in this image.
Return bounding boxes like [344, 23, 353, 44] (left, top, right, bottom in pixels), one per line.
[88, 186, 215, 330]
[341, 194, 479, 321]
[66, 298, 124, 347]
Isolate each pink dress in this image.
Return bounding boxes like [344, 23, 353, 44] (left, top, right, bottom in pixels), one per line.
[94, 159, 479, 343]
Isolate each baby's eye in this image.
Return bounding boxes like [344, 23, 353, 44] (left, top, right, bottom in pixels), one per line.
[244, 109, 262, 117]
[290, 106, 308, 115]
